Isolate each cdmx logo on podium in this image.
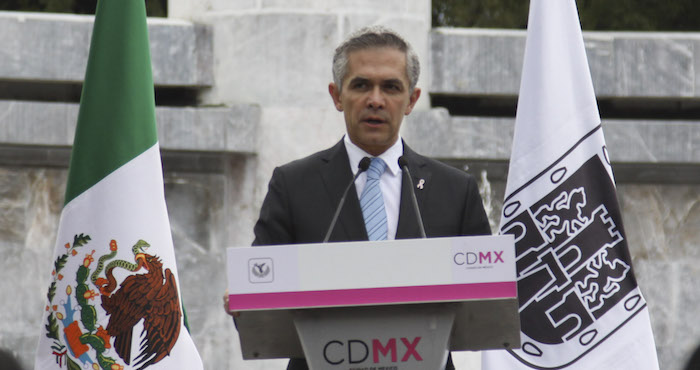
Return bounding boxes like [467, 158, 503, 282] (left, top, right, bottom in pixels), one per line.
[453, 249, 506, 269]
[322, 336, 423, 368]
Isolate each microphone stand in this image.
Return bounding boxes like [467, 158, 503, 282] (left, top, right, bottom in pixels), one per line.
[323, 157, 371, 243]
[398, 156, 427, 239]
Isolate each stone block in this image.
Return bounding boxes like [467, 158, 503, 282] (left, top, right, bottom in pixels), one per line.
[431, 28, 525, 95]
[430, 29, 700, 99]
[260, 0, 430, 16]
[0, 12, 212, 87]
[401, 108, 453, 157]
[168, 0, 258, 19]
[403, 111, 700, 172]
[693, 40, 700, 97]
[0, 167, 65, 369]
[583, 32, 615, 97]
[613, 35, 695, 97]
[602, 119, 700, 164]
[0, 12, 91, 82]
[0, 101, 77, 146]
[402, 109, 514, 161]
[156, 104, 259, 153]
[0, 101, 259, 155]
[618, 184, 700, 261]
[0, 170, 32, 244]
[634, 258, 700, 370]
[201, 12, 339, 107]
[224, 104, 262, 153]
[254, 106, 346, 204]
[450, 117, 514, 160]
[149, 19, 214, 86]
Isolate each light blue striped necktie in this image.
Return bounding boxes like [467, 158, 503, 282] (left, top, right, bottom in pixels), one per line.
[360, 157, 388, 241]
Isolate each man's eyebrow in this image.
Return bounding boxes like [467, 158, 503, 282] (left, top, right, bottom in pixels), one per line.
[347, 77, 405, 86]
[383, 78, 405, 86]
[348, 76, 369, 85]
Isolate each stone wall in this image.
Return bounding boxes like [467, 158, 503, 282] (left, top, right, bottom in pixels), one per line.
[0, 2, 699, 370]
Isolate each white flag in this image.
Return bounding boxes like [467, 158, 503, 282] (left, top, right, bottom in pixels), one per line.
[482, 0, 659, 369]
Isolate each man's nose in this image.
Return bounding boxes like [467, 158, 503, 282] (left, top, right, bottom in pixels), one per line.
[367, 87, 385, 109]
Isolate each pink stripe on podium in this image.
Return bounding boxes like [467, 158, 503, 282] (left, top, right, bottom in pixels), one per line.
[229, 282, 516, 310]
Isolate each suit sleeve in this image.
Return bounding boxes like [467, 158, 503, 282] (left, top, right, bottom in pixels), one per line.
[461, 176, 493, 236]
[252, 167, 295, 246]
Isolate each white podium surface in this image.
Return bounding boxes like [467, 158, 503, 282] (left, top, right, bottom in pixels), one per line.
[227, 235, 519, 368]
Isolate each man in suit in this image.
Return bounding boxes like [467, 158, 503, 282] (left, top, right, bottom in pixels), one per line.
[250, 26, 492, 369]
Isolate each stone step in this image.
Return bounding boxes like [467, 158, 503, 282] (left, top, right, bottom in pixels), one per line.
[0, 12, 212, 87]
[431, 28, 700, 99]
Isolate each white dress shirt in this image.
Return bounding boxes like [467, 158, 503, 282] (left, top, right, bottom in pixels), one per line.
[343, 135, 403, 240]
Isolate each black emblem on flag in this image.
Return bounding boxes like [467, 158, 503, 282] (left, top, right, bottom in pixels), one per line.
[502, 152, 646, 367]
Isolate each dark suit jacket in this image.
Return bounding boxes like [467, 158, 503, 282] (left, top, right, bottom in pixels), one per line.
[252, 139, 492, 370]
[254, 139, 491, 245]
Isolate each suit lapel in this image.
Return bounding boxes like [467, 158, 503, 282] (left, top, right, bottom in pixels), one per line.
[396, 143, 432, 239]
[319, 140, 368, 242]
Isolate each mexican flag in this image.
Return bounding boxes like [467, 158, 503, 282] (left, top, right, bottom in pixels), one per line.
[482, 0, 659, 369]
[34, 1, 203, 369]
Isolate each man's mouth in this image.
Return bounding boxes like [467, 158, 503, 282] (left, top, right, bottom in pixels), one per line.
[363, 116, 386, 125]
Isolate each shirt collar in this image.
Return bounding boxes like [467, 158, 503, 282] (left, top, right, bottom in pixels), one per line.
[344, 135, 403, 176]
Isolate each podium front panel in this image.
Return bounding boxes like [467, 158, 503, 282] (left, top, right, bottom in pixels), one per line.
[228, 235, 516, 310]
[228, 235, 520, 359]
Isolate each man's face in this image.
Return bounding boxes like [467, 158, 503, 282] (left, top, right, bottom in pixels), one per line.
[329, 47, 421, 156]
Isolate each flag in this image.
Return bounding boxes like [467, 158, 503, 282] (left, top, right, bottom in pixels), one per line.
[482, 0, 659, 369]
[34, 0, 203, 369]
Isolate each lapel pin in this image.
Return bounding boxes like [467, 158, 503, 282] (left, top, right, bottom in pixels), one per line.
[417, 179, 425, 189]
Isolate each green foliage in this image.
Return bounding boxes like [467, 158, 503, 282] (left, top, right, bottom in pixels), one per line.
[67, 356, 82, 370]
[81, 303, 97, 332]
[76, 264, 89, 284]
[432, 0, 700, 31]
[76, 282, 87, 304]
[433, 0, 528, 29]
[79, 333, 106, 352]
[0, 0, 167, 17]
[54, 254, 68, 275]
[45, 312, 59, 340]
[76, 266, 97, 330]
[578, 0, 700, 31]
[73, 233, 91, 248]
[97, 353, 118, 370]
[47, 281, 56, 303]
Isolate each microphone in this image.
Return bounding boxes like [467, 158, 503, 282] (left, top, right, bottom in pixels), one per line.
[398, 156, 427, 239]
[323, 157, 372, 243]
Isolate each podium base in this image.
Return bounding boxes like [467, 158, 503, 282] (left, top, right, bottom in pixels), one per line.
[294, 304, 456, 370]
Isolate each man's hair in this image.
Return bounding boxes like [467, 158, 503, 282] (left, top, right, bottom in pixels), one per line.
[332, 26, 420, 92]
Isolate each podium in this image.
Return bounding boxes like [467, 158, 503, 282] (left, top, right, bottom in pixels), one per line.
[227, 235, 520, 369]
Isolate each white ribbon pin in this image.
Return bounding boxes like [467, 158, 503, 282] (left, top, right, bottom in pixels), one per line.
[416, 179, 425, 189]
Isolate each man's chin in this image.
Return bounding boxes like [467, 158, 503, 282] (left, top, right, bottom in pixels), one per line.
[354, 136, 398, 155]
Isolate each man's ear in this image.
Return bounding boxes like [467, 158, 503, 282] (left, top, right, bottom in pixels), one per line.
[329, 83, 343, 112]
[404, 87, 422, 115]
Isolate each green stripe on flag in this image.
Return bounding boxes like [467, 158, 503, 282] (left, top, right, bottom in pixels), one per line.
[65, 0, 158, 205]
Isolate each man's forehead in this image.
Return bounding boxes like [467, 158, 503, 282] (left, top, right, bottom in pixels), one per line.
[344, 47, 409, 81]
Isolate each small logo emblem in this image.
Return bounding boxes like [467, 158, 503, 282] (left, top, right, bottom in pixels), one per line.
[249, 258, 273, 283]
[417, 179, 425, 189]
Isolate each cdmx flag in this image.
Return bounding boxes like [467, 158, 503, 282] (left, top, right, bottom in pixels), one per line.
[482, 0, 659, 369]
[34, 0, 203, 369]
